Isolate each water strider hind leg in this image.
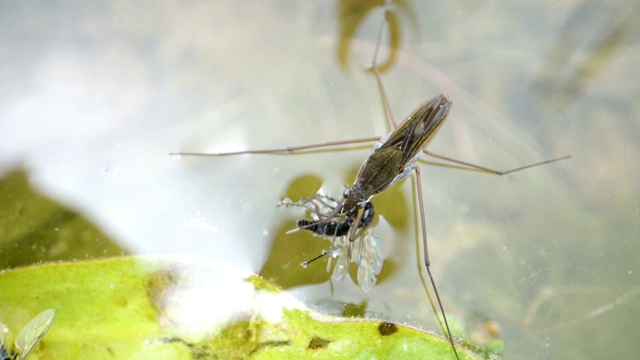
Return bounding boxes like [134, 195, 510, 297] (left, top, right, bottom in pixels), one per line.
[370, 2, 461, 358]
[422, 150, 571, 175]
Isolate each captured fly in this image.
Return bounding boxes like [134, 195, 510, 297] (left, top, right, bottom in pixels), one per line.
[295, 198, 375, 238]
[282, 195, 382, 292]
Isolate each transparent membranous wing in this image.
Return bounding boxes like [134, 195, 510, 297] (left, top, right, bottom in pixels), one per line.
[14, 309, 55, 360]
[327, 228, 383, 292]
[0, 325, 8, 360]
[353, 232, 383, 292]
[329, 235, 350, 281]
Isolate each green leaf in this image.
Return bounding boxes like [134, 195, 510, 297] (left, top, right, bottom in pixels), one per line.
[0, 257, 480, 359]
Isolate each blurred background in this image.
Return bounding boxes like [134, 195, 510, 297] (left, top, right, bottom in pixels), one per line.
[1, 0, 638, 358]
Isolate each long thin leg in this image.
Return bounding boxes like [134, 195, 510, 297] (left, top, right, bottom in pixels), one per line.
[170, 137, 381, 156]
[347, 205, 367, 243]
[414, 166, 460, 359]
[374, 2, 459, 358]
[423, 150, 572, 175]
[370, 1, 398, 130]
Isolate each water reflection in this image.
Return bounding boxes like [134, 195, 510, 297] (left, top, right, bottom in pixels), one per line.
[0, 0, 638, 358]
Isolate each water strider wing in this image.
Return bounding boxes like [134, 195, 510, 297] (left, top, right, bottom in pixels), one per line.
[379, 94, 452, 168]
[351, 94, 452, 198]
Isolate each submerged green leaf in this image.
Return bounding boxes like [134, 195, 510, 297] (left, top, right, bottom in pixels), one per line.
[0, 168, 128, 269]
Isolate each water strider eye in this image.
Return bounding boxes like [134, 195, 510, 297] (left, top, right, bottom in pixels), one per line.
[342, 188, 350, 198]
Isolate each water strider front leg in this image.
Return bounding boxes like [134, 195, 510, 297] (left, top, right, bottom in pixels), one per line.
[170, 137, 382, 156]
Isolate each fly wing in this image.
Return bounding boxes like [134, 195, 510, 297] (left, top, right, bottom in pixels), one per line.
[379, 94, 452, 168]
[329, 235, 350, 281]
[0, 324, 8, 360]
[355, 232, 384, 293]
[14, 309, 55, 360]
[332, 243, 351, 281]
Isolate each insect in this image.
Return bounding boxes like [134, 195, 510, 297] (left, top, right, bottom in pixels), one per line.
[0, 309, 56, 360]
[280, 195, 381, 292]
[293, 198, 375, 239]
[170, 2, 571, 358]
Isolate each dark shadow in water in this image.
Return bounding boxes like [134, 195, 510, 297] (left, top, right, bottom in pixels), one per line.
[336, 0, 416, 73]
[0, 167, 129, 270]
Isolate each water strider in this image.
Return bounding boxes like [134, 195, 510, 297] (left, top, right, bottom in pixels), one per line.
[171, 2, 570, 358]
[0, 309, 55, 360]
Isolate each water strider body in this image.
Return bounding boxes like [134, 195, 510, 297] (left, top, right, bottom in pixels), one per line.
[285, 95, 452, 300]
[317, 94, 451, 242]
